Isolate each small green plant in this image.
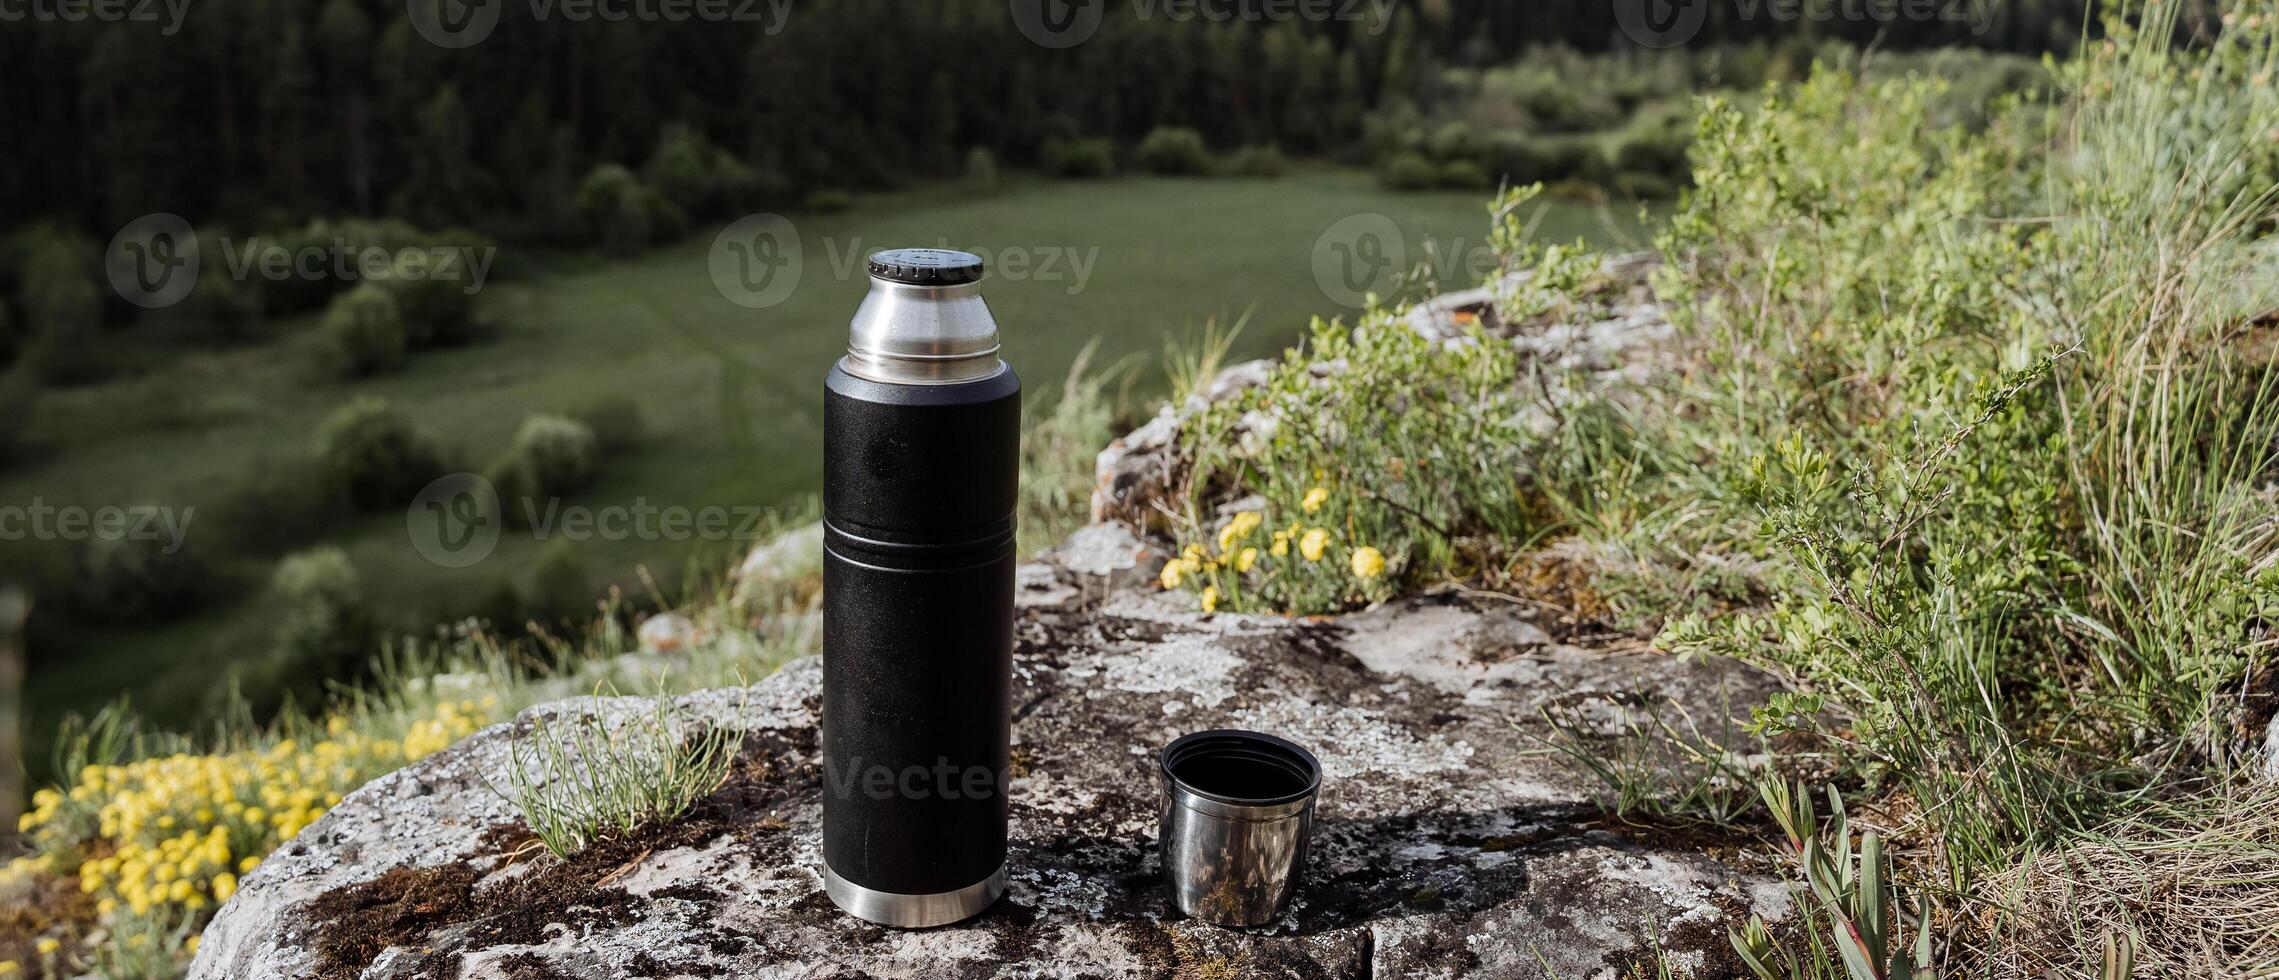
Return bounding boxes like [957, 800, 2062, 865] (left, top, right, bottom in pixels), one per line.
[1018, 340, 1131, 555]
[1160, 311, 1246, 406]
[1535, 692, 1757, 828]
[1731, 781, 1934, 980]
[499, 690, 741, 858]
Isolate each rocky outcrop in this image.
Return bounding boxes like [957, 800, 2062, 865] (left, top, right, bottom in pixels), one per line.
[1091, 253, 1674, 532]
[193, 525, 1792, 980]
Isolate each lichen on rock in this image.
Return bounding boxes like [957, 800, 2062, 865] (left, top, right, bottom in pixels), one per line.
[192, 524, 1792, 980]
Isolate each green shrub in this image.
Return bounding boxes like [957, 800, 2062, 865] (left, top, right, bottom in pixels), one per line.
[211, 454, 349, 554]
[964, 146, 1000, 192]
[260, 217, 425, 316]
[0, 296, 16, 366]
[19, 236, 107, 385]
[1610, 121, 1692, 182]
[1040, 137, 1115, 178]
[1164, 204, 1598, 615]
[574, 164, 657, 257]
[573, 395, 646, 456]
[1612, 171, 1677, 200]
[523, 542, 596, 628]
[314, 397, 447, 510]
[1478, 134, 1551, 186]
[1225, 144, 1287, 177]
[491, 414, 601, 526]
[0, 368, 34, 467]
[643, 122, 759, 218]
[1136, 126, 1213, 175]
[1426, 121, 1477, 163]
[1379, 150, 1438, 191]
[73, 536, 210, 624]
[379, 251, 480, 349]
[261, 546, 374, 709]
[319, 283, 408, 378]
[803, 189, 853, 213]
[1435, 159, 1491, 190]
[187, 268, 265, 342]
[1538, 137, 1610, 184]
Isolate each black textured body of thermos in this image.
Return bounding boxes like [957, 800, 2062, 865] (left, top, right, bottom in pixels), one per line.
[821, 248, 1019, 928]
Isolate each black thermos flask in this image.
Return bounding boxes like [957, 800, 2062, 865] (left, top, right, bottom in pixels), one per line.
[821, 248, 1018, 927]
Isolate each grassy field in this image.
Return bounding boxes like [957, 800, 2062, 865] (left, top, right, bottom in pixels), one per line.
[6, 169, 1656, 746]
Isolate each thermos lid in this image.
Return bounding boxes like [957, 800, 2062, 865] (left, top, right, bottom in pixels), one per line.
[867, 248, 986, 286]
[845, 247, 1005, 385]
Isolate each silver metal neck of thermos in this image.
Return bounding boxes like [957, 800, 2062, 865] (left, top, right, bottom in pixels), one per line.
[842, 254, 1005, 385]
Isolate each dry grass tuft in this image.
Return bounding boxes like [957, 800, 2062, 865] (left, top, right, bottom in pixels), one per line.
[1962, 782, 2279, 979]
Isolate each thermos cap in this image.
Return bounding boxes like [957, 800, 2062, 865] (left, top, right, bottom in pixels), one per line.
[845, 247, 1005, 385]
[867, 248, 986, 286]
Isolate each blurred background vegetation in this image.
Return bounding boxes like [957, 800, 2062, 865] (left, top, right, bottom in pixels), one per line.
[0, 1, 2078, 780]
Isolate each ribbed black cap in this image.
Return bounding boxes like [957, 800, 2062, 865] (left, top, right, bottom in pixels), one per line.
[866, 248, 985, 286]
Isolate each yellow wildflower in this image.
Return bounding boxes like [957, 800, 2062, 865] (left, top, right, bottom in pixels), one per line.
[1235, 548, 1258, 573]
[1301, 486, 1329, 512]
[1299, 528, 1329, 562]
[1200, 586, 1219, 614]
[1159, 560, 1185, 590]
[0, 961, 19, 974]
[34, 940, 58, 956]
[212, 873, 238, 902]
[1216, 511, 1261, 553]
[1270, 531, 1289, 557]
[1350, 546, 1386, 579]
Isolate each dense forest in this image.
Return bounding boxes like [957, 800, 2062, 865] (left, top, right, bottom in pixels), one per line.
[0, 0, 2088, 240]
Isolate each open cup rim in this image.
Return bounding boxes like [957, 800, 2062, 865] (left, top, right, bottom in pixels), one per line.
[1159, 729, 1322, 809]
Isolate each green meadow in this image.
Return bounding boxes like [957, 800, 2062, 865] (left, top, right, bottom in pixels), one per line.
[7, 169, 1655, 744]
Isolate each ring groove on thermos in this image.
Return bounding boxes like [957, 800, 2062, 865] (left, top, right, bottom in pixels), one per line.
[821, 248, 1019, 928]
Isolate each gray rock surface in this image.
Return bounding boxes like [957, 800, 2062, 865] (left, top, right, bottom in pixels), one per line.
[192, 526, 1792, 980]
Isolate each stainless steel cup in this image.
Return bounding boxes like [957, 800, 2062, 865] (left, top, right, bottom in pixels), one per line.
[1157, 730, 1322, 928]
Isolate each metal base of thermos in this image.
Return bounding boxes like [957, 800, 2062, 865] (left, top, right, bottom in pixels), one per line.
[823, 863, 1007, 928]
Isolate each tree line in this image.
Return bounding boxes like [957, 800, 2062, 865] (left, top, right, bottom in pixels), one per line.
[0, 0, 2087, 241]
